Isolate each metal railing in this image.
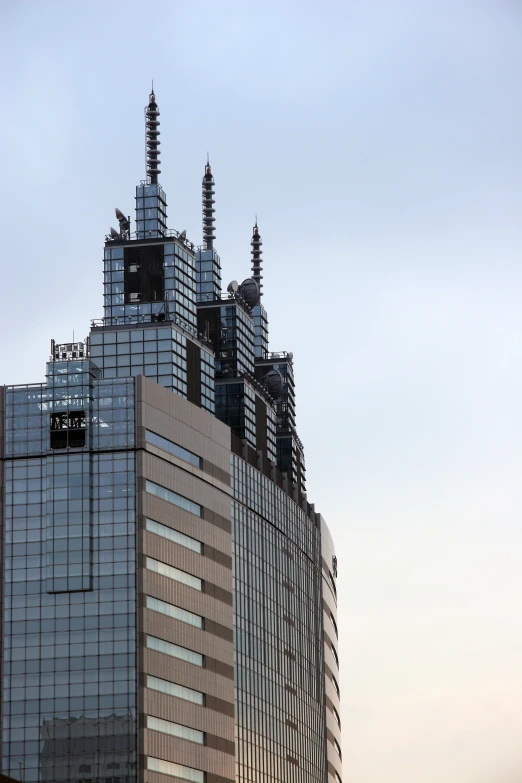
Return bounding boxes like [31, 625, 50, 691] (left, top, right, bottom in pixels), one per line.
[105, 227, 196, 252]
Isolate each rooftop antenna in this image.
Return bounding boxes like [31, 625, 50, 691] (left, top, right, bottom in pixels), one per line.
[145, 86, 160, 184]
[251, 219, 263, 298]
[202, 158, 215, 249]
[115, 208, 130, 237]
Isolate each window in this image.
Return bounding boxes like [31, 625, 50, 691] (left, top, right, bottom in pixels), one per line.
[332, 674, 340, 699]
[146, 595, 203, 629]
[329, 611, 338, 638]
[335, 772, 343, 783]
[147, 674, 204, 705]
[146, 480, 202, 517]
[146, 429, 201, 469]
[332, 705, 341, 729]
[333, 738, 342, 760]
[146, 556, 202, 591]
[147, 715, 204, 745]
[328, 569, 337, 599]
[146, 634, 203, 667]
[331, 644, 339, 669]
[146, 756, 204, 783]
[146, 518, 202, 553]
[50, 411, 86, 449]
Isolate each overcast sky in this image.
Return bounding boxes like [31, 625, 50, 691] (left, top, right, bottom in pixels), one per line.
[1, 1, 522, 781]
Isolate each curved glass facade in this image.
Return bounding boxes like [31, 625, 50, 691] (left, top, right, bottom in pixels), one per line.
[231, 456, 327, 783]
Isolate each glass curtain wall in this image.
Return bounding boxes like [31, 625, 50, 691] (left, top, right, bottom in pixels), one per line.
[231, 455, 327, 783]
[2, 366, 137, 783]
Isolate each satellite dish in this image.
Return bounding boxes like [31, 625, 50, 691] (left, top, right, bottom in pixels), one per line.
[110, 227, 119, 238]
[178, 230, 187, 242]
[227, 280, 239, 294]
[115, 208, 127, 221]
[238, 278, 260, 308]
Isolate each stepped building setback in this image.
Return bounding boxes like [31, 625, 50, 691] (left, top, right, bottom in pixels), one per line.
[0, 89, 342, 783]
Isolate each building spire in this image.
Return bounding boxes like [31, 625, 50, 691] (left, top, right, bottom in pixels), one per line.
[145, 88, 161, 184]
[202, 159, 215, 249]
[251, 220, 263, 298]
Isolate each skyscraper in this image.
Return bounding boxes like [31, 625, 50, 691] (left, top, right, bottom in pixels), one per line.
[0, 89, 342, 783]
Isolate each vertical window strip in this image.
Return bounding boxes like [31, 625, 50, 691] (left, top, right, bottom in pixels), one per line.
[332, 674, 340, 699]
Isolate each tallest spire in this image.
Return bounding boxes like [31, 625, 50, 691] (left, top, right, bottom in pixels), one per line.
[202, 159, 216, 249]
[251, 221, 263, 298]
[145, 88, 161, 184]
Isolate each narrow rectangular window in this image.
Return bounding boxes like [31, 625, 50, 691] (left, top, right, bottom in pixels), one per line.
[146, 429, 202, 469]
[146, 479, 202, 517]
[146, 756, 205, 783]
[146, 674, 204, 705]
[146, 518, 202, 554]
[147, 715, 204, 745]
[332, 674, 340, 699]
[146, 556, 202, 591]
[146, 595, 203, 629]
[146, 634, 203, 667]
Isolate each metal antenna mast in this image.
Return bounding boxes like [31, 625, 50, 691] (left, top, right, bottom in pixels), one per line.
[145, 88, 161, 184]
[202, 159, 215, 249]
[251, 220, 263, 298]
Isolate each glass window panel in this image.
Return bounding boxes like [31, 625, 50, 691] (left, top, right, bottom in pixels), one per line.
[146, 674, 203, 705]
[146, 595, 203, 629]
[145, 518, 201, 554]
[145, 480, 202, 517]
[146, 557, 202, 591]
[147, 715, 204, 744]
[146, 634, 203, 667]
[146, 756, 204, 783]
[145, 430, 201, 468]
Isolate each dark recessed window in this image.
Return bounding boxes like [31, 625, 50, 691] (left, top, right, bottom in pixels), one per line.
[50, 411, 86, 449]
[124, 244, 164, 304]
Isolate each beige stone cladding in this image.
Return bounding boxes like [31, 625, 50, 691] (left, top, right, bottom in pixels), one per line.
[136, 377, 235, 783]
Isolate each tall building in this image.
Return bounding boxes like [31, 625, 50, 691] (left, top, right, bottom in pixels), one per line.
[0, 90, 342, 783]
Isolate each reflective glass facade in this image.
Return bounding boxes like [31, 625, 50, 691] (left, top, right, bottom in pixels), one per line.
[103, 240, 196, 331]
[2, 370, 136, 783]
[231, 456, 326, 783]
[195, 247, 222, 303]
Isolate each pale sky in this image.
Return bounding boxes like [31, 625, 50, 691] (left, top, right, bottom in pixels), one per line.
[1, 2, 522, 781]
